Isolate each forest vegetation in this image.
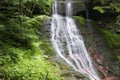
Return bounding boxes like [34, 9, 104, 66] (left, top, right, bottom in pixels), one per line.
[0, 0, 120, 80]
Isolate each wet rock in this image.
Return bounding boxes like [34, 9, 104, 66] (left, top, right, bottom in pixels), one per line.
[40, 18, 51, 38]
[102, 76, 120, 80]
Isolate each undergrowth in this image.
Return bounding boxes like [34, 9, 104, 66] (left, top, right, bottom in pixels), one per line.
[0, 15, 63, 80]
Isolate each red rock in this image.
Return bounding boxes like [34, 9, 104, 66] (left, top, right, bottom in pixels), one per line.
[102, 76, 120, 80]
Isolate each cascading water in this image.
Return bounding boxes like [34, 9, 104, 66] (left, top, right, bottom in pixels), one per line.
[51, 0, 101, 80]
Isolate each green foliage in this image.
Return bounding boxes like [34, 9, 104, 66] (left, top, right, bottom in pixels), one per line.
[93, 6, 105, 13]
[91, 0, 120, 14]
[0, 0, 53, 18]
[0, 0, 62, 80]
[32, 0, 53, 15]
[23, 15, 48, 28]
[92, 0, 109, 4]
[73, 16, 85, 25]
[100, 29, 120, 53]
[118, 56, 120, 61]
[0, 15, 63, 80]
[39, 37, 55, 56]
[1, 55, 63, 80]
[0, 46, 24, 64]
[23, 0, 53, 16]
[110, 3, 120, 12]
[116, 15, 120, 25]
[0, 19, 32, 49]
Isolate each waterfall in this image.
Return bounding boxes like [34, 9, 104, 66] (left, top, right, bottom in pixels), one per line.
[51, 1, 101, 80]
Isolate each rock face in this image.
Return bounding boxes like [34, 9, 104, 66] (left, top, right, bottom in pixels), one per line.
[40, 18, 51, 38]
[42, 16, 120, 79]
[75, 19, 120, 78]
[102, 76, 120, 80]
[52, 0, 86, 16]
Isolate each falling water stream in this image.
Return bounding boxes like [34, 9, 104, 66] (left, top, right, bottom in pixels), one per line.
[51, 0, 101, 80]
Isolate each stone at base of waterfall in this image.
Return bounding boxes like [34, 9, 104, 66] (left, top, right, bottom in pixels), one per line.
[102, 76, 120, 80]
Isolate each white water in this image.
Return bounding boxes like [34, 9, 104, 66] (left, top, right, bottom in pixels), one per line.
[51, 1, 100, 80]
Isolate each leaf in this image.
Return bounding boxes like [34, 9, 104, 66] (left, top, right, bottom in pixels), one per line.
[110, 3, 120, 12]
[93, 6, 105, 13]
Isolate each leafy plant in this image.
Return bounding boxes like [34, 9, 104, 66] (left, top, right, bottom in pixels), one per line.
[0, 15, 63, 80]
[2, 55, 63, 80]
[73, 16, 85, 25]
[100, 29, 120, 54]
[93, 6, 105, 13]
[110, 3, 120, 12]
